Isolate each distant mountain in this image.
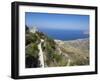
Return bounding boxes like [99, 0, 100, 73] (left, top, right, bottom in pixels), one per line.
[25, 26, 89, 68]
[83, 31, 89, 35]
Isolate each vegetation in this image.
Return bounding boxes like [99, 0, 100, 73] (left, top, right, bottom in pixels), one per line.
[26, 43, 39, 58]
[25, 25, 41, 68]
[25, 25, 89, 68]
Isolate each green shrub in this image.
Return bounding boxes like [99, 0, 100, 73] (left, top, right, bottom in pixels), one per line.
[52, 53, 62, 62]
[25, 32, 40, 45]
[26, 43, 39, 58]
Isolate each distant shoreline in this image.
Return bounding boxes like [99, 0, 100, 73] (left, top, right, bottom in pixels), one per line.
[54, 38, 89, 42]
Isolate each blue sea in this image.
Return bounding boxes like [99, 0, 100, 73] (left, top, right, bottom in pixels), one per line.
[38, 28, 89, 41]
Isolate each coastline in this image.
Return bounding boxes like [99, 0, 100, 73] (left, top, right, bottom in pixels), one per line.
[54, 38, 89, 43]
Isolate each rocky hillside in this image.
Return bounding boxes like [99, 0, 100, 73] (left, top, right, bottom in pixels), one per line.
[25, 26, 89, 68]
[55, 38, 89, 66]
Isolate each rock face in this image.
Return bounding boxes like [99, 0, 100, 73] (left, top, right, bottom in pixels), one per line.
[25, 25, 89, 68]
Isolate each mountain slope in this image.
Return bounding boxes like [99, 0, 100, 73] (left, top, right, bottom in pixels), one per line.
[25, 26, 89, 68]
[55, 39, 89, 66]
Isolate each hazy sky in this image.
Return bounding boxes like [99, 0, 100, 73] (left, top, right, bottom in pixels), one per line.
[25, 12, 89, 31]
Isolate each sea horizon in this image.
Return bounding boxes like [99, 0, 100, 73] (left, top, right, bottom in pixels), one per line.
[37, 28, 89, 41]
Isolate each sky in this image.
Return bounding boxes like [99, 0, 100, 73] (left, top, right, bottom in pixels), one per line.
[25, 12, 89, 31]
